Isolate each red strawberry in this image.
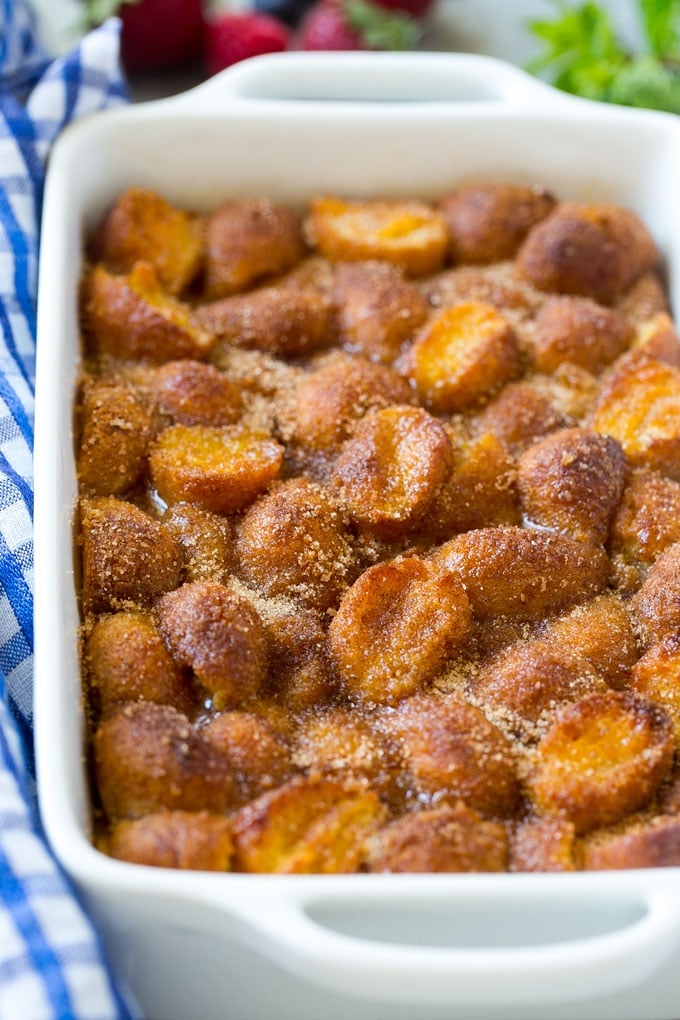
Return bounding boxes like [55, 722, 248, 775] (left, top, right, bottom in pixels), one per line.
[299, 0, 420, 51]
[82, 0, 207, 73]
[204, 11, 292, 74]
[371, 0, 436, 20]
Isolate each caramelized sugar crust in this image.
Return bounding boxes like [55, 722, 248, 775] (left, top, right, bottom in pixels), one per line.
[78, 183, 680, 873]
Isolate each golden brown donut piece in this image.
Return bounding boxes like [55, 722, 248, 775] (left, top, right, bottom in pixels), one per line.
[590, 351, 680, 480]
[609, 469, 680, 571]
[632, 311, 680, 366]
[544, 593, 638, 689]
[82, 262, 214, 362]
[149, 423, 283, 515]
[419, 430, 520, 542]
[616, 272, 669, 325]
[474, 381, 572, 455]
[329, 555, 472, 704]
[232, 775, 387, 873]
[283, 352, 413, 454]
[156, 581, 268, 709]
[236, 477, 356, 613]
[388, 692, 521, 818]
[106, 811, 233, 871]
[509, 817, 578, 872]
[332, 405, 453, 540]
[265, 604, 335, 711]
[438, 182, 556, 264]
[195, 285, 335, 358]
[333, 259, 429, 363]
[526, 690, 674, 834]
[203, 198, 305, 299]
[162, 502, 236, 584]
[517, 202, 659, 304]
[517, 426, 627, 544]
[147, 359, 243, 427]
[472, 638, 609, 731]
[631, 541, 680, 645]
[293, 707, 396, 802]
[399, 301, 521, 413]
[90, 187, 204, 296]
[201, 711, 293, 802]
[430, 526, 610, 621]
[630, 635, 680, 743]
[85, 610, 193, 716]
[367, 803, 508, 873]
[582, 815, 680, 870]
[94, 702, 236, 820]
[80, 497, 184, 614]
[77, 378, 156, 496]
[305, 196, 448, 276]
[531, 295, 633, 374]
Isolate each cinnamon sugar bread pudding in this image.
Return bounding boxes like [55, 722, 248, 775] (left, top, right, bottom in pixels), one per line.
[76, 182, 680, 875]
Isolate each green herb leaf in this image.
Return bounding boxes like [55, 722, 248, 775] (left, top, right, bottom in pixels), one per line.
[638, 0, 680, 59]
[610, 55, 680, 112]
[526, 0, 680, 113]
[344, 0, 421, 51]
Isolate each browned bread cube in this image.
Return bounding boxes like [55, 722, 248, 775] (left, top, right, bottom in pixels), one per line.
[630, 635, 680, 744]
[526, 690, 674, 833]
[90, 187, 204, 295]
[331, 405, 453, 540]
[609, 469, 680, 571]
[94, 702, 236, 820]
[333, 259, 429, 363]
[201, 711, 292, 802]
[419, 430, 520, 542]
[531, 295, 633, 374]
[438, 182, 556, 264]
[517, 202, 659, 303]
[631, 541, 680, 645]
[590, 351, 680, 480]
[162, 502, 236, 584]
[264, 604, 335, 711]
[430, 526, 610, 621]
[147, 359, 243, 427]
[475, 381, 572, 454]
[582, 815, 680, 869]
[149, 423, 283, 514]
[77, 378, 157, 496]
[106, 811, 233, 871]
[283, 352, 412, 453]
[156, 581, 268, 709]
[204, 198, 305, 299]
[509, 817, 577, 872]
[329, 555, 471, 704]
[305, 196, 448, 276]
[293, 707, 396, 803]
[82, 262, 214, 362]
[387, 692, 521, 818]
[232, 775, 386, 873]
[195, 285, 335, 358]
[85, 610, 194, 716]
[517, 427, 627, 544]
[235, 477, 356, 614]
[367, 803, 508, 873]
[399, 301, 521, 413]
[80, 497, 184, 614]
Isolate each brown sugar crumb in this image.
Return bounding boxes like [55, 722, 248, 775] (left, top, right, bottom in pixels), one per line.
[77, 183, 680, 875]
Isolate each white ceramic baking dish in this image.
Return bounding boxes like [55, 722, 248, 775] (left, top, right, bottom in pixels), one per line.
[33, 51, 680, 1020]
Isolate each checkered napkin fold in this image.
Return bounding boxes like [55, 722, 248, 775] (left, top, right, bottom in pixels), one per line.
[0, 3, 139, 1017]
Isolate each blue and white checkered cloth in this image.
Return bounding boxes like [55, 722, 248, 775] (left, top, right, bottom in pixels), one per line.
[0, 2, 139, 1016]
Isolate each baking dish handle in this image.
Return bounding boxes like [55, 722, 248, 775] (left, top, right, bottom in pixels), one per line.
[221, 882, 680, 1006]
[167, 51, 581, 110]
